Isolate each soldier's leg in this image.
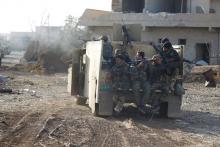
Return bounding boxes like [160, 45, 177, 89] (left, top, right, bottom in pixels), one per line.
[114, 95, 124, 113]
[141, 81, 151, 106]
[113, 81, 126, 113]
[113, 92, 124, 113]
[132, 81, 141, 106]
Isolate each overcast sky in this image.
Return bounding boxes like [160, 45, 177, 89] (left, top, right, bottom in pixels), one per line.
[0, 0, 111, 33]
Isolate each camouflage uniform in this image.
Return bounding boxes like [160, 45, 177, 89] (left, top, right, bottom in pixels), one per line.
[129, 59, 150, 107]
[151, 41, 183, 95]
[161, 49, 180, 68]
[149, 63, 170, 94]
[111, 61, 129, 112]
[114, 49, 131, 64]
[161, 48, 181, 92]
[149, 54, 171, 95]
[103, 42, 113, 62]
[111, 62, 130, 91]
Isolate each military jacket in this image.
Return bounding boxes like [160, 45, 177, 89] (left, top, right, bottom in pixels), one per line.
[160, 49, 180, 64]
[111, 63, 129, 82]
[103, 42, 113, 61]
[129, 60, 149, 81]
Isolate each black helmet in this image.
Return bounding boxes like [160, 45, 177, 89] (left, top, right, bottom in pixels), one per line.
[115, 54, 124, 60]
[161, 38, 169, 44]
[100, 35, 108, 42]
[162, 41, 172, 49]
[137, 51, 145, 58]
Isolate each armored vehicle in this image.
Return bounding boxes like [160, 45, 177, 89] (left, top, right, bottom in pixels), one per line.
[71, 40, 184, 118]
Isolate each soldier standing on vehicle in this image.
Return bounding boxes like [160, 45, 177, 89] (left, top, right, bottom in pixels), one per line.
[100, 36, 113, 62]
[150, 37, 170, 53]
[161, 42, 180, 65]
[111, 54, 130, 113]
[161, 42, 185, 95]
[160, 41, 181, 80]
[130, 51, 150, 113]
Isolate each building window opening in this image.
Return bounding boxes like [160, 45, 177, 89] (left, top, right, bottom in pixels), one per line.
[122, 0, 145, 13]
[195, 43, 210, 64]
[178, 39, 186, 45]
[174, 0, 187, 13]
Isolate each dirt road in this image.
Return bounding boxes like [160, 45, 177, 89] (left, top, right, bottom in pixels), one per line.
[0, 70, 219, 147]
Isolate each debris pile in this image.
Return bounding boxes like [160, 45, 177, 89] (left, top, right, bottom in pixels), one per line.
[24, 42, 72, 74]
[24, 41, 40, 62]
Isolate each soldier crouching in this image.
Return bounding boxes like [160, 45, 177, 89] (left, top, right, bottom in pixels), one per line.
[130, 51, 151, 113]
[111, 54, 130, 113]
[149, 54, 171, 94]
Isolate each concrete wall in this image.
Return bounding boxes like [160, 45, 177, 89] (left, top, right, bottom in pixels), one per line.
[88, 26, 220, 64]
[210, 0, 220, 13]
[141, 27, 219, 64]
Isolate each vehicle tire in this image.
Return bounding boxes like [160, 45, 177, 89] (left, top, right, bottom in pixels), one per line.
[93, 103, 100, 117]
[159, 102, 168, 118]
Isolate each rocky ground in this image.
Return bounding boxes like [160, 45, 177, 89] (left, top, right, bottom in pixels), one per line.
[0, 69, 219, 147]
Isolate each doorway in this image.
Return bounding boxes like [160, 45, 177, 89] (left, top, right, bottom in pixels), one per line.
[195, 43, 210, 64]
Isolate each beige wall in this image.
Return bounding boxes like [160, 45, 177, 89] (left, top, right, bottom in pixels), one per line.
[141, 27, 219, 64]
[88, 26, 220, 64]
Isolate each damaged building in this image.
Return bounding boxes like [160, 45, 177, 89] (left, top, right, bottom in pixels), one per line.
[79, 0, 220, 64]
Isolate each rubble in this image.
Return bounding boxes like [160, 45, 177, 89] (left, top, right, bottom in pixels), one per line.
[24, 43, 72, 74]
[0, 88, 12, 94]
[0, 75, 9, 84]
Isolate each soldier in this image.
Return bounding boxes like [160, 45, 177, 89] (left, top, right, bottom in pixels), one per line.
[111, 54, 130, 113]
[100, 36, 113, 62]
[161, 41, 180, 66]
[150, 44, 184, 95]
[113, 48, 131, 65]
[150, 37, 170, 53]
[161, 42, 181, 89]
[130, 51, 150, 113]
[149, 54, 169, 92]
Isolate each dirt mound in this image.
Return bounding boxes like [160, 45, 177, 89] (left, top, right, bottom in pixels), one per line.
[184, 74, 205, 83]
[24, 41, 40, 62]
[24, 42, 72, 74]
[36, 48, 69, 73]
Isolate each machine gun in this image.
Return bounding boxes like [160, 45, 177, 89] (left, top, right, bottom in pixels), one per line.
[122, 25, 132, 46]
